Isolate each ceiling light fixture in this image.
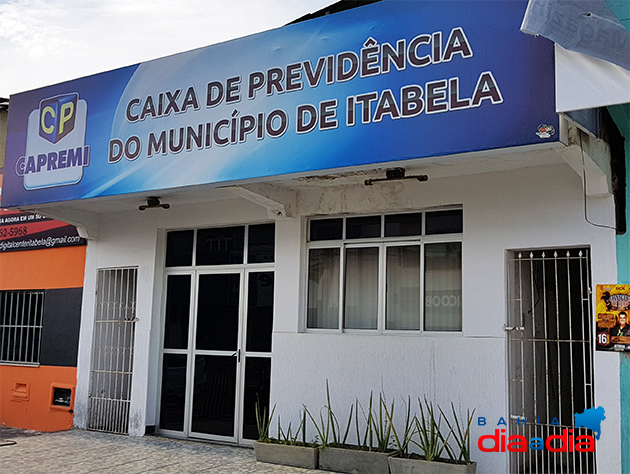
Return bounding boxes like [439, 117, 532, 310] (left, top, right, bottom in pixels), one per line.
[139, 197, 170, 211]
[364, 167, 428, 186]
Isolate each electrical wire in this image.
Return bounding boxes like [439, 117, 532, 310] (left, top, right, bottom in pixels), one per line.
[580, 132, 617, 231]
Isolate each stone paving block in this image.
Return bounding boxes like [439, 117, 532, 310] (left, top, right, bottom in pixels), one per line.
[0, 429, 342, 473]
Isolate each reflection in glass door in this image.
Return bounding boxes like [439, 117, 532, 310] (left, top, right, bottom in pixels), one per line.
[158, 224, 274, 445]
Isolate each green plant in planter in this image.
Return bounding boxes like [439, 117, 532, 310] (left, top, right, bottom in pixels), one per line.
[277, 409, 309, 446]
[254, 403, 320, 470]
[354, 396, 377, 451]
[326, 381, 355, 448]
[344, 391, 397, 453]
[330, 403, 354, 448]
[304, 382, 333, 448]
[255, 402, 276, 442]
[388, 399, 477, 474]
[383, 396, 414, 457]
[256, 402, 310, 446]
[315, 388, 395, 474]
[370, 392, 394, 452]
[352, 391, 395, 452]
[440, 403, 476, 464]
[304, 380, 354, 448]
[304, 403, 328, 447]
[305, 383, 394, 453]
[412, 397, 452, 461]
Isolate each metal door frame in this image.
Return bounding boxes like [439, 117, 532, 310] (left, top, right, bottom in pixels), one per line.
[506, 248, 596, 474]
[158, 265, 273, 446]
[188, 268, 245, 444]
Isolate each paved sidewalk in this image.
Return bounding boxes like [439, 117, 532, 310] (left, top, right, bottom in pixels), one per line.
[0, 428, 333, 473]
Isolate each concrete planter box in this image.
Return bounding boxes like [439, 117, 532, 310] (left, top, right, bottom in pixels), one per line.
[253, 441, 319, 469]
[388, 455, 477, 474]
[318, 446, 391, 474]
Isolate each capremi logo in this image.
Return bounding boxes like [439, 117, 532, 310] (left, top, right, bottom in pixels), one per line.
[477, 406, 605, 454]
[15, 93, 90, 190]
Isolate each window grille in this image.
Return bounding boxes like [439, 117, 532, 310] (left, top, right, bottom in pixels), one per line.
[508, 249, 595, 474]
[0, 290, 44, 364]
[87, 268, 137, 435]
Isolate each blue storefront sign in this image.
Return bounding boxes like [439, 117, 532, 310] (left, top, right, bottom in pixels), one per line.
[3, 0, 557, 207]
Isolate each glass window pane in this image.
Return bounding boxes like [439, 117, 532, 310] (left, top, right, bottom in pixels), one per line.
[385, 213, 422, 237]
[166, 230, 194, 267]
[424, 242, 462, 331]
[191, 355, 237, 436]
[310, 219, 342, 241]
[196, 226, 244, 265]
[164, 275, 191, 349]
[307, 248, 340, 329]
[344, 247, 378, 329]
[159, 354, 187, 431]
[248, 224, 275, 263]
[246, 272, 274, 352]
[386, 246, 420, 330]
[242, 357, 271, 440]
[346, 216, 381, 239]
[196, 274, 240, 351]
[425, 210, 463, 235]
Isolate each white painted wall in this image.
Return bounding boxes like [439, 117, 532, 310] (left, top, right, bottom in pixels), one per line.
[73, 159, 619, 473]
[74, 197, 272, 434]
[271, 163, 619, 473]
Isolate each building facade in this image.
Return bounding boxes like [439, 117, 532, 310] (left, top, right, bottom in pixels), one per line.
[1, 105, 86, 432]
[2, 1, 625, 472]
[0, 204, 86, 431]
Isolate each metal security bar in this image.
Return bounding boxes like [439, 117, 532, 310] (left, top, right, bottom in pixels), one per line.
[87, 268, 137, 434]
[507, 249, 595, 474]
[0, 291, 44, 364]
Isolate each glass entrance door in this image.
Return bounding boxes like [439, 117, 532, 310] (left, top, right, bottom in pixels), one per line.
[158, 224, 274, 445]
[191, 273, 241, 440]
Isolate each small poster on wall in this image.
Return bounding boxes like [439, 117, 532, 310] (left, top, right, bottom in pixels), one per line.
[596, 284, 630, 352]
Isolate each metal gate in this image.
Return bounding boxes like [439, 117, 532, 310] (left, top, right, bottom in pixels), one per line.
[507, 249, 595, 474]
[87, 268, 137, 434]
[0, 290, 44, 364]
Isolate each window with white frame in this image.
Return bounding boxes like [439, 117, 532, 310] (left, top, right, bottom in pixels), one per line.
[306, 210, 462, 332]
[0, 290, 45, 364]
